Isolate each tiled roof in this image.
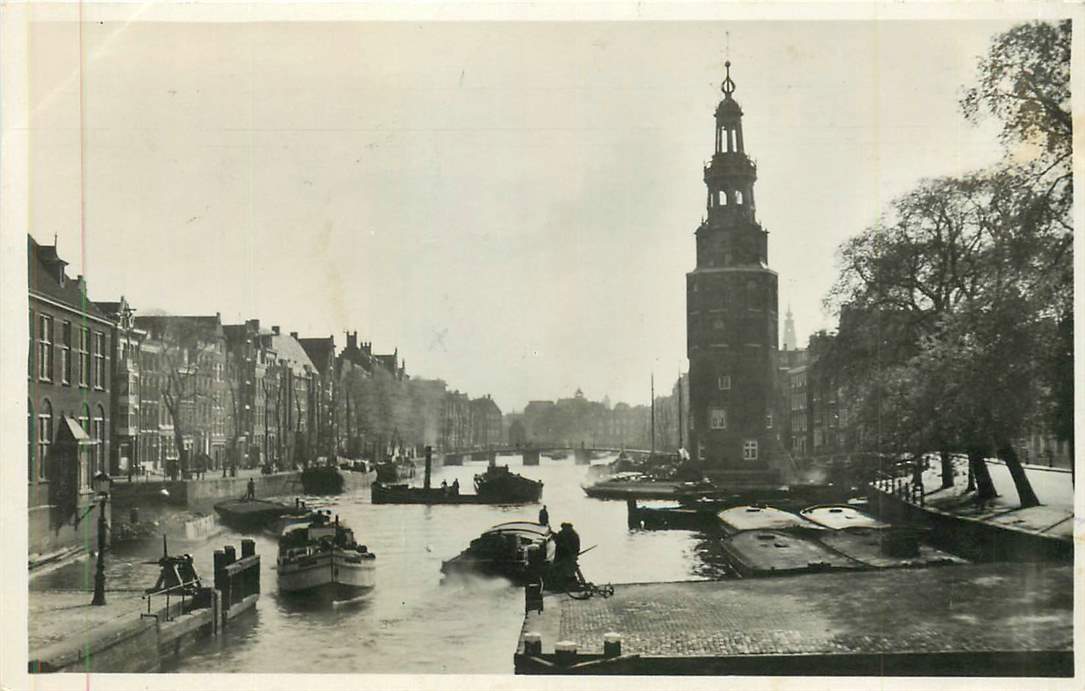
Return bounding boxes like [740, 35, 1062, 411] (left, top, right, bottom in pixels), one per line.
[270, 333, 316, 375]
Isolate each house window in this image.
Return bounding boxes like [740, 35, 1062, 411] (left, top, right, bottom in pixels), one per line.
[713, 318, 725, 331]
[28, 401, 34, 482]
[709, 407, 727, 430]
[37, 399, 52, 481]
[743, 440, 759, 461]
[37, 315, 53, 381]
[78, 327, 90, 387]
[60, 322, 72, 384]
[718, 375, 731, 391]
[93, 332, 106, 389]
[80, 403, 90, 435]
[94, 405, 106, 473]
[766, 413, 774, 429]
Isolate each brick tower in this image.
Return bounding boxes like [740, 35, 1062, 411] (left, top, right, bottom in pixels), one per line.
[685, 61, 780, 483]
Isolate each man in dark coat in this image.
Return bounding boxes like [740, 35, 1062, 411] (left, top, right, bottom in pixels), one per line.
[552, 522, 582, 588]
[538, 505, 550, 527]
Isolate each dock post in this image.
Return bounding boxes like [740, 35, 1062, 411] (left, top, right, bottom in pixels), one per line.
[523, 632, 542, 656]
[525, 581, 544, 613]
[626, 498, 639, 529]
[554, 641, 578, 667]
[424, 446, 432, 490]
[603, 632, 622, 658]
[213, 549, 227, 614]
[223, 545, 238, 611]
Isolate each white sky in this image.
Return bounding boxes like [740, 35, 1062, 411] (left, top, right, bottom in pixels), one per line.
[27, 20, 1013, 411]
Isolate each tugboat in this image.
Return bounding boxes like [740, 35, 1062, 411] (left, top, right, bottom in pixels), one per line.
[474, 464, 544, 503]
[375, 457, 415, 483]
[440, 521, 554, 584]
[275, 508, 376, 597]
[300, 463, 345, 495]
[586, 450, 640, 481]
[372, 447, 543, 505]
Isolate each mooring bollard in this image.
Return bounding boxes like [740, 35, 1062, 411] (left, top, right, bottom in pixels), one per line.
[525, 581, 543, 613]
[603, 632, 622, 658]
[523, 632, 542, 656]
[554, 640, 578, 667]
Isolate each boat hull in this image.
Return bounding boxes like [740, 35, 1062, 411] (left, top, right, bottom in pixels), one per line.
[583, 481, 716, 501]
[277, 549, 376, 594]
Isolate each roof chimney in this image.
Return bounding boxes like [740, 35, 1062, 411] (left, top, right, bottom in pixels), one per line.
[272, 325, 280, 335]
[290, 331, 298, 340]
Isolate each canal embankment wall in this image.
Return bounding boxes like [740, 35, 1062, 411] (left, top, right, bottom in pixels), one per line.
[107, 472, 305, 542]
[112, 471, 304, 512]
[865, 484, 1072, 563]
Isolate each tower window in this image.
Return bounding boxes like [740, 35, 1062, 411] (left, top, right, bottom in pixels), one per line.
[735, 190, 744, 205]
[718, 190, 727, 206]
[709, 408, 727, 430]
[743, 440, 759, 461]
[766, 413, 774, 429]
[718, 375, 731, 390]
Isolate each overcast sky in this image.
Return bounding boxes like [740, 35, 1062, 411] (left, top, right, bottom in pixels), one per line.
[28, 20, 1014, 411]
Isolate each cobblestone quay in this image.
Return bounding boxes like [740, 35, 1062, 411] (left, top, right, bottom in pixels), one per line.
[515, 562, 1072, 676]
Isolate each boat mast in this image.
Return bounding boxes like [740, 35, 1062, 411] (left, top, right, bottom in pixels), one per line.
[650, 374, 656, 456]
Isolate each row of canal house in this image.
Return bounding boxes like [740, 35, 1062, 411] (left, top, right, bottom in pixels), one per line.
[775, 307, 1071, 468]
[27, 234, 407, 561]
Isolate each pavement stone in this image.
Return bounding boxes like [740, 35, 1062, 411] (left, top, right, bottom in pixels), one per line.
[521, 562, 1072, 658]
[29, 589, 147, 652]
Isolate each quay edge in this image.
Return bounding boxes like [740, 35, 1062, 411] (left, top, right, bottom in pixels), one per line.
[513, 562, 1073, 676]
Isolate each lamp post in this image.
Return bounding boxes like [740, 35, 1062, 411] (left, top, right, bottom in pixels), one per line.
[90, 471, 112, 606]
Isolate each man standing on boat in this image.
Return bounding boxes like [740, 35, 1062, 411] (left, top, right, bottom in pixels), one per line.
[538, 505, 550, 527]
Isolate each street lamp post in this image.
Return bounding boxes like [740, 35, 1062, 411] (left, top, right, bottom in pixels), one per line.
[90, 471, 112, 606]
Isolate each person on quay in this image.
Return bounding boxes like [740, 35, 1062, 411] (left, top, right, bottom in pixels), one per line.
[451, 478, 460, 495]
[552, 521, 582, 588]
[538, 504, 550, 527]
[244, 477, 256, 501]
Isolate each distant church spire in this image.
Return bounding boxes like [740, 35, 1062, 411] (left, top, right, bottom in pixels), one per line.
[783, 304, 797, 351]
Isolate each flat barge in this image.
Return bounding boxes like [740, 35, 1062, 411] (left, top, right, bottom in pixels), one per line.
[213, 498, 292, 531]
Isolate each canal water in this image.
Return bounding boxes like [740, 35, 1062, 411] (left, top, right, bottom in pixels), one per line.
[33, 455, 732, 674]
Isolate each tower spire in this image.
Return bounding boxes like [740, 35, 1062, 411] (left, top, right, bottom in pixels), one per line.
[722, 60, 736, 97]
